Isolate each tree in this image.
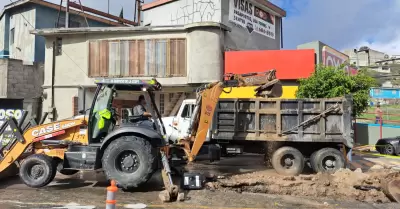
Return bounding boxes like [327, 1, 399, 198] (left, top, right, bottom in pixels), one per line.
[296, 65, 378, 116]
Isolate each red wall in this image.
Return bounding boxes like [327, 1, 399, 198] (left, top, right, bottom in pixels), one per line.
[225, 50, 316, 80]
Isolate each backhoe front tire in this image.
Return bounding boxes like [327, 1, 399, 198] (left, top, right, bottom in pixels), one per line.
[102, 135, 157, 189]
[19, 154, 57, 188]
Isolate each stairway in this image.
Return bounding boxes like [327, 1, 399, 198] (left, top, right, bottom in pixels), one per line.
[163, 93, 186, 116]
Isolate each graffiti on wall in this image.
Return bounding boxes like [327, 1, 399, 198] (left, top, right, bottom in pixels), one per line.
[322, 46, 357, 75]
[170, 0, 221, 25]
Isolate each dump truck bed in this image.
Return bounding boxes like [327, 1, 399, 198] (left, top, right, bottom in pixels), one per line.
[211, 95, 353, 148]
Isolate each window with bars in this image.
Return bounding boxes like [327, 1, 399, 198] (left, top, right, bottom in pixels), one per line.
[88, 39, 186, 78]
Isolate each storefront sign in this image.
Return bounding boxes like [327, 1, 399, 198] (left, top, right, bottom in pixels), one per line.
[0, 109, 26, 146]
[229, 0, 276, 39]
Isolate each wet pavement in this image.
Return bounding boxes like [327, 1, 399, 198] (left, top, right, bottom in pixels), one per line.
[0, 154, 399, 209]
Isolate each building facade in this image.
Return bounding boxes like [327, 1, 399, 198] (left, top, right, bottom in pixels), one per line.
[0, 0, 118, 63]
[32, 23, 232, 121]
[32, 0, 287, 122]
[142, 0, 286, 50]
[297, 41, 357, 75]
[343, 47, 387, 67]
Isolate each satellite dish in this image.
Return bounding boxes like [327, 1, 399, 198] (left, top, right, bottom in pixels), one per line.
[384, 54, 389, 59]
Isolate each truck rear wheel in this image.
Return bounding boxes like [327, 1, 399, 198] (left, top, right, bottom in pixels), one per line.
[19, 154, 57, 188]
[271, 146, 305, 176]
[102, 135, 157, 189]
[310, 148, 345, 173]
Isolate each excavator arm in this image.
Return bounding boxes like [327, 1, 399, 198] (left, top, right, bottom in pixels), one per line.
[183, 69, 283, 161]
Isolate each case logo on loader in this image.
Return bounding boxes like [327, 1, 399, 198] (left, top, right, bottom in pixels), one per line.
[31, 122, 76, 137]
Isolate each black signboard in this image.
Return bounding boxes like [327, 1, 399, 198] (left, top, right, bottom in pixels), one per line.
[0, 108, 26, 146]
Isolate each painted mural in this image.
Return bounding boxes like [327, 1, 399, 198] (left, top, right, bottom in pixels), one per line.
[322, 46, 357, 75]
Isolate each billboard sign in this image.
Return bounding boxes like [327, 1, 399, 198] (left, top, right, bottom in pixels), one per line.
[0, 109, 26, 146]
[229, 0, 276, 39]
[322, 46, 357, 75]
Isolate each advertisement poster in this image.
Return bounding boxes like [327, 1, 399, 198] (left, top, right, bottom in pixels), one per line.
[229, 0, 276, 39]
[0, 109, 25, 147]
[322, 46, 357, 75]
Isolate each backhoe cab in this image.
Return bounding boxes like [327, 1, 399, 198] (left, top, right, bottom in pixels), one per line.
[0, 78, 179, 201]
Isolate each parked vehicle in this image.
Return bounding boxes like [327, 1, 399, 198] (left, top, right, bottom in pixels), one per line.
[375, 137, 400, 155]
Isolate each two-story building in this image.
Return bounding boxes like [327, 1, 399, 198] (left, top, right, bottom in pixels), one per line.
[31, 0, 286, 122]
[0, 0, 126, 120]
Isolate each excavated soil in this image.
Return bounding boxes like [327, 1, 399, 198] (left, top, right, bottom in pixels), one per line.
[205, 168, 400, 203]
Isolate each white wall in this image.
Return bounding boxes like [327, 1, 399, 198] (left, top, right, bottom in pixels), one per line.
[42, 88, 79, 122]
[143, 0, 222, 25]
[43, 31, 188, 88]
[9, 8, 36, 63]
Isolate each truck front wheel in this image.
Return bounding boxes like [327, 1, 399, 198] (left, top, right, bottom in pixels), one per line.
[102, 135, 157, 189]
[271, 146, 305, 176]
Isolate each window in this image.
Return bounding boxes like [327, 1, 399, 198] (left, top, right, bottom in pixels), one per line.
[181, 104, 195, 118]
[57, 17, 81, 28]
[56, 37, 62, 56]
[10, 28, 15, 45]
[88, 39, 186, 77]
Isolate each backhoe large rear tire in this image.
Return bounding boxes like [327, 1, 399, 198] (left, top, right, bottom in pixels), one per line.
[19, 154, 57, 188]
[102, 135, 157, 189]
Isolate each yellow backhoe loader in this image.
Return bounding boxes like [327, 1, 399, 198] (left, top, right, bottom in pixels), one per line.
[0, 70, 282, 201]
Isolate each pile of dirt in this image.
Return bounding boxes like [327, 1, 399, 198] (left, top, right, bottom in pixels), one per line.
[206, 168, 398, 203]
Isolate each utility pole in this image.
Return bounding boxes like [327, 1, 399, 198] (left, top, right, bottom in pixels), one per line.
[108, 0, 110, 14]
[66, 0, 70, 28]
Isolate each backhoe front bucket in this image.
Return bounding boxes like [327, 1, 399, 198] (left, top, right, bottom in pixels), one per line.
[382, 172, 400, 203]
[255, 79, 283, 98]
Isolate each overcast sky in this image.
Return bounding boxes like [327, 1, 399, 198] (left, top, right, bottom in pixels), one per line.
[2, 0, 400, 55]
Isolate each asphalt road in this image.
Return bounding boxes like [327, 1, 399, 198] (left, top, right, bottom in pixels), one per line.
[0, 154, 399, 209]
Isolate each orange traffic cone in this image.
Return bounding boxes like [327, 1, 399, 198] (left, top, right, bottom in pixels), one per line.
[106, 180, 118, 209]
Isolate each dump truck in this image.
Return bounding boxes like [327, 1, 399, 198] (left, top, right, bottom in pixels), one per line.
[163, 95, 354, 175]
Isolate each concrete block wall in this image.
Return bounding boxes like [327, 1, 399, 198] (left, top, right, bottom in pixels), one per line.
[5, 59, 44, 99]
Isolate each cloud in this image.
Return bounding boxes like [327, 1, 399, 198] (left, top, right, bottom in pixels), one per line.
[270, 0, 400, 55]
